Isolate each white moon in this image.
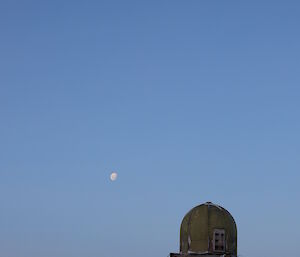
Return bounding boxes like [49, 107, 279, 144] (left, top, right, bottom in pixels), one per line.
[110, 172, 118, 181]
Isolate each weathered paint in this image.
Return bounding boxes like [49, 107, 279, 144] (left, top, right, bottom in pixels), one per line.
[179, 202, 237, 256]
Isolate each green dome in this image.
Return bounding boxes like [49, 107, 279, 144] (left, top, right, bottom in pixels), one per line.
[180, 202, 237, 256]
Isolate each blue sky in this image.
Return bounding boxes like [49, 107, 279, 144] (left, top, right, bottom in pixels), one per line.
[0, 1, 300, 257]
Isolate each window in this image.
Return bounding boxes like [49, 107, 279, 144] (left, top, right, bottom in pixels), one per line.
[213, 229, 225, 252]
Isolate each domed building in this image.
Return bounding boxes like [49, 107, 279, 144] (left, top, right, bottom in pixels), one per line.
[171, 202, 237, 257]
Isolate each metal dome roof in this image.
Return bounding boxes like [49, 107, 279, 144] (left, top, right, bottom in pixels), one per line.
[180, 202, 237, 256]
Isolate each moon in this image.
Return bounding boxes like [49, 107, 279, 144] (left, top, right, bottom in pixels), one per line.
[110, 172, 118, 181]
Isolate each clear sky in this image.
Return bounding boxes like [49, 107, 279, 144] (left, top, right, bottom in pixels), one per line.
[1, 1, 300, 257]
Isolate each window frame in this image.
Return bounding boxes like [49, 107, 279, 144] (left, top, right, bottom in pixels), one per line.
[212, 229, 226, 253]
